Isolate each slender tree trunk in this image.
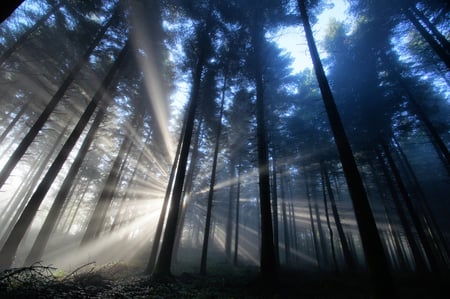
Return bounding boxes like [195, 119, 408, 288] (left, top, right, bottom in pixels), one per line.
[233, 161, 241, 266]
[304, 170, 321, 268]
[383, 55, 450, 172]
[81, 132, 133, 245]
[392, 137, 450, 264]
[298, 1, 394, 296]
[152, 44, 205, 278]
[410, 6, 450, 51]
[381, 140, 442, 273]
[172, 118, 203, 263]
[25, 106, 107, 265]
[0, 13, 117, 188]
[374, 148, 428, 272]
[271, 155, 280, 266]
[403, 7, 450, 69]
[0, 43, 129, 269]
[321, 163, 337, 271]
[0, 125, 67, 247]
[225, 161, 235, 259]
[0, 101, 31, 144]
[200, 77, 226, 275]
[0, 0, 25, 24]
[0, 4, 59, 66]
[322, 161, 356, 270]
[145, 121, 184, 274]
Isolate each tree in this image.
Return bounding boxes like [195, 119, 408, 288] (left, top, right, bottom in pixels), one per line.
[152, 22, 211, 278]
[0, 8, 120, 189]
[297, 0, 394, 297]
[0, 42, 130, 269]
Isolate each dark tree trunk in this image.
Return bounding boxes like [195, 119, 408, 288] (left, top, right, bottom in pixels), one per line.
[0, 0, 25, 24]
[200, 80, 225, 275]
[251, 24, 277, 282]
[0, 43, 129, 269]
[271, 155, 280, 266]
[383, 55, 450, 172]
[322, 161, 356, 270]
[172, 117, 204, 263]
[146, 116, 186, 274]
[0, 14, 116, 189]
[225, 162, 235, 259]
[321, 164, 337, 271]
[381, 140, 442, 273]
[403, 7, 450, 69]
[304, 170, 321, 268]
[233, 161, 242, 266]
[374, 149, 428, 272]
[0, 101, 31, 144]
[152, 44, 205, 278]
[410, 6, 450, 51]
[298, 1, 394, 296]
[0, 125, 68, 247]
[25, 106, 107, 265]
[81, 132, 133, 245]
[0, 5, 59, 66]
[314, 179, 329, 268]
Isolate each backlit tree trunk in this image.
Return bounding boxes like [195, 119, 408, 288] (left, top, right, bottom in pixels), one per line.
[298, 1, 394, 296]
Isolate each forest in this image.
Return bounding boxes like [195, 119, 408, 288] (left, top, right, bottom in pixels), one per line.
[0, 0, 449, 298]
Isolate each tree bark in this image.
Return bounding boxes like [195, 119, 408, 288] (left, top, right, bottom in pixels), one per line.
[0, 4, 59, 66]
[0, 13, 117, 188]
[200, 76, 226, 275]
[297, 1, 394, 296]
[0, 42, 129, 269]
[81, 132, 133, 245]
[25, 106, 107, 265]
[152, 44, 205, 278]
[322, 161, 356, 270]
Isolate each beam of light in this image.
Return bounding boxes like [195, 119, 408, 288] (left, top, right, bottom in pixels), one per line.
[38, 199, 163, 271]
[129, 3, 175, 162]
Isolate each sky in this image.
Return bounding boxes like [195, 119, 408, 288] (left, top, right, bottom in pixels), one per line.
[273, 0, 349, 73]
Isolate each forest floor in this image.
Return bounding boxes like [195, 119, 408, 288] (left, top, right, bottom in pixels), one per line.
[0, 262, 448, 298]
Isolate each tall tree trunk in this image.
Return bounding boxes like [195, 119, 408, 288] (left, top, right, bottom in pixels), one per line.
[225, 161, 235, 259]
[383, 54, 450, 172]
[0, 13, 117, 189]
[0, 101, 31, 144]
[381, 140, 442, 273]
[110, 137, 149, 233]
[0, 43, 129, 269]
[81, 132, 133, 245]
[322, 161, 356, 270]
[251, 23, 277, 282]
[271, 155, 280, 266]
[0, 0, 25, 24]
[403, 7, 450, 69]
[200, 76, 226, 275]
[172, 118, 204, 263]
[410, 5, 450, 51]
[321, 163, 337, 271]
[297, 1, 394, 296]
[0, 125, 68, 247]
[145, 121, 184, 274]
[233, 161, 242, 266]
[0, 4, 59, 66]
[374, 149, 428, 272]
[152, 44, 205, 278]
[304, 169, 321, 268]
[25, 106, 107, 265]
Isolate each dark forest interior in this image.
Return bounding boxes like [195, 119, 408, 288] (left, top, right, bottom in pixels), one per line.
[0, 0, 449, 298]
